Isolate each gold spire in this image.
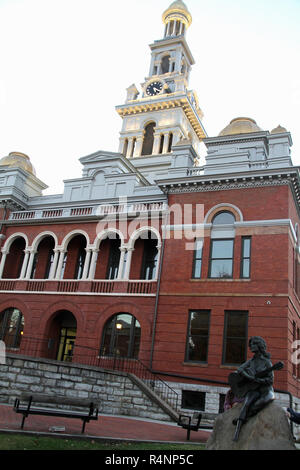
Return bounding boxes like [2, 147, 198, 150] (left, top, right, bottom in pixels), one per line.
[162, 0, 192, 28]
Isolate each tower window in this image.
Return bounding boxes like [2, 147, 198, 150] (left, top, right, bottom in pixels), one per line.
[141, 122, 155, 156]
[168, 133, 173, 152]
[161, 55, 170, 74]
[159, 135, 164, 154]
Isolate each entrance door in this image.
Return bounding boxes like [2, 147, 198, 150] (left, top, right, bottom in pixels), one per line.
[56, 327, 76, 362]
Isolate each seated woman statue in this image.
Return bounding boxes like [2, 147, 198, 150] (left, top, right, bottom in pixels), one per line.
[229, 336, 276, 441]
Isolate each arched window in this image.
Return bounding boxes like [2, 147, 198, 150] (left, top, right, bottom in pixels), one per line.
[30, 236, 55, 279]
[3, 237, 26, 279]
[61, 235, 87, 280]
[212, 211, 236, 225]
[0, 308, 24, 349]
[141, 122, 155, 156]
[209, 211, 236, 279]
[100, 313, 141, 358]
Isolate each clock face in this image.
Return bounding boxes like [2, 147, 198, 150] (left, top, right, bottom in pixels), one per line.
[146, 81, 163, 96]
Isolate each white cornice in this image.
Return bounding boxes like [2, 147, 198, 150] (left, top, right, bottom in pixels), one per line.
[116, 94, 207, 140]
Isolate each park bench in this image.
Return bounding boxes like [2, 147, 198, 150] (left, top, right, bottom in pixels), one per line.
[13, 393, 99, 434]
[177, 412, 216, 440]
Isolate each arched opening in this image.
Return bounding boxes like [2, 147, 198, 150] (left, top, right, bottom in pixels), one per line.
[161, 55, 170, 74]
[100, 313, 141, 358]
[130, 231, 159, 280]
[47, 310, 77, 362]
[0, 307, 24, 349]
[61, 235, 87, 280]
[141, 122, 155, 156]
[3, 237, 26, 279]
[30, 236, 55, 279]
[95, 234, 121, 280]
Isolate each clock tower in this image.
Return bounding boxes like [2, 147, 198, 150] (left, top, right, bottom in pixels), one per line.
[116, 1, 207, 180]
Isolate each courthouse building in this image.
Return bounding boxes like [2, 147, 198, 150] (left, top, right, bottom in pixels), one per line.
[0, 1, 299, 412]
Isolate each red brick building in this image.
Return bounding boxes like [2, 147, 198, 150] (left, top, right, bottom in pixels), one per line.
[0, 1, 299, 413]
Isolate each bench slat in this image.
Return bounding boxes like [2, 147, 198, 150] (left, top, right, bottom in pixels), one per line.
[15, 406, 98, 419]
[19, 393, 96, 407]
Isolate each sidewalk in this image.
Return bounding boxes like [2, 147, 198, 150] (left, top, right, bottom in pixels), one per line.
[0, 403, 211, 444]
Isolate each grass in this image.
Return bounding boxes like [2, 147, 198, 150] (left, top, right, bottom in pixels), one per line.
[0, 433, 206, 451]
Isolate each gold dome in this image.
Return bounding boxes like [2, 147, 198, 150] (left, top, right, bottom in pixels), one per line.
[0, 152, 36, 175]
[162, 0, 192, 27]
[219, 117, 263, 137]
[271, 125, 287, 134]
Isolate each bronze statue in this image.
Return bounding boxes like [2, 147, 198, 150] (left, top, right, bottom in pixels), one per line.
[228, 336, 283, 441]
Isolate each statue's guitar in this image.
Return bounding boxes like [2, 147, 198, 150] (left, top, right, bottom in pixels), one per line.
[228, 361, 284, 398]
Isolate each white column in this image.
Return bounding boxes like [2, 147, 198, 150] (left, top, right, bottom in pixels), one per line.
[179, 22, 183, 36]
[123, 248, 134, 280]
[55, 250, 66, 280]
[48, 249, 60, 280]
[82, 248, 92, 280]
[25, 250, 37, 279]
[118, 137, 125, 154]
[126, 138, 134, 158]
[0, 250, 8, 279]
[152, 133, 161, 155]
[19, 249, 30, 279]
[162, 133, 170, 154]
[154, 245, 162, 281]
[133, 136, 144, 157]
[117, 247, 126, 280]
[88, 249, 99, 280]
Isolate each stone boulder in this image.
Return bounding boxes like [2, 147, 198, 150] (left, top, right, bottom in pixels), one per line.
[206, 401, 296, 450]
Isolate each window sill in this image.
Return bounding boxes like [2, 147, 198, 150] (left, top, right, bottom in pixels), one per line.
[190, 278, 251, 282]
[182, 362, 208, 367]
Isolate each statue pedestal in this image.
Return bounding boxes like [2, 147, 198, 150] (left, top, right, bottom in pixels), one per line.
[206, 401, 296, 450]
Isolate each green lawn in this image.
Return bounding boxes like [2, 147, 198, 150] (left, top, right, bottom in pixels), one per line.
[0, 433, 206, 451]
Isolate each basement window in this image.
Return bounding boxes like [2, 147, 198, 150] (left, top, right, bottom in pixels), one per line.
[181, 390, 206, 411]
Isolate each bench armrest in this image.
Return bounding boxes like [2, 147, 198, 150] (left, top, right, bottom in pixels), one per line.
[195, 413, 202, 426]
[178, 414, 191, 426]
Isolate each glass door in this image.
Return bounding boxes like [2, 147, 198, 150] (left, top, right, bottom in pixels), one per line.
[56, 327, 76, 362]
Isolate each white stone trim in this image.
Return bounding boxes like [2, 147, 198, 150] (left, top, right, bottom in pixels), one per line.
[31, 231, 58, 251]
[204, 203, 243, 224]
[60, 230, 90, 251]
[2, 232, 29, 252]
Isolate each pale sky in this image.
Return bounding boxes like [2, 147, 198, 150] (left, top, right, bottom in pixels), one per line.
[0, 0, 299, 195]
